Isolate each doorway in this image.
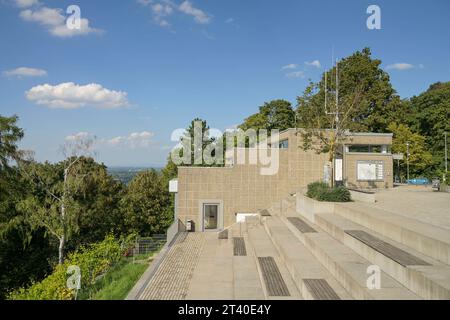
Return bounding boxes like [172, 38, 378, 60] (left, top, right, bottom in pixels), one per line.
[203, 203, 219, 230]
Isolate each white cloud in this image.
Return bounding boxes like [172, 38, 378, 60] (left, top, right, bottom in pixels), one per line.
[225, 18, 234, 24]
[281, 64, 298, 70]
[19, 6, 102, 38]
[13, 0, 39, 8]
[286, 71, 305, 78]
[65, 131, 155, 149]
[25, 82, 129, 109]
[178, 0, 211, 24]
[65, 131, 92, 141]
[150, 2, 174, 27]
[138, 0, 211, 27]
[386, 63, 414, 71]
[107, 131, 155, 148]
[305, 60, 321, 68]
[20, 7, 64, 26]
[3, 67, 47, 78]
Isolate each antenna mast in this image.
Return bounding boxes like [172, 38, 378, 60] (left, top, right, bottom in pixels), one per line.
[336, 58, 339, 128]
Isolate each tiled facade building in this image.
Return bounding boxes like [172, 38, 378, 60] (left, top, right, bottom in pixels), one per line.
[172, 129, 393, 232]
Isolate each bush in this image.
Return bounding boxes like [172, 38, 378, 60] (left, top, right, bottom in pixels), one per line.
[306, 181, 351, 202]
[8, 234, 125, 300]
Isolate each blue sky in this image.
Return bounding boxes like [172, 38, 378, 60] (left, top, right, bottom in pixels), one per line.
[1, 0, 449, 166]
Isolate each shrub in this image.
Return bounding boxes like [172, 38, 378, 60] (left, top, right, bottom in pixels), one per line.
[8, 234, 125, 300]
[306, 181, 351, 202]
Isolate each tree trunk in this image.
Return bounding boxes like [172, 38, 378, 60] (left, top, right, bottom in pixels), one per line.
[329, 149, 335, 188]
[58, 168, 68, 265]
[58, 235, 65, 265]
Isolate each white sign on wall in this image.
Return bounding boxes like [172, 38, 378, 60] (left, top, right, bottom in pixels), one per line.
[357, 161, 384, 181]
[335, 159, 343, 181]
[169, 179, 178, 193]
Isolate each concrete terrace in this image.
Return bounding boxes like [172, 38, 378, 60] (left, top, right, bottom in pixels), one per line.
[129, 186, 450, 300]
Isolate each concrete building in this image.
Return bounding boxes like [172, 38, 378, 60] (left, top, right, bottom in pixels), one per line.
[172, 129, 393, 232]
[130, 130, 450, 301]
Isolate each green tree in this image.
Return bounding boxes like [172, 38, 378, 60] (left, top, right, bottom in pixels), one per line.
[239, 99, 295, 132]
[120, 170, 172, 236]
[173, 118, 224, 167]
[407, 82, 450, 177]
[297, 47, 406, 133]
[65, 158, 125, 250]
[0, 115, 54, 298]
[0, 115, 24, 170]
[295, 48, 409, 185]
[388, 123, 433, 178]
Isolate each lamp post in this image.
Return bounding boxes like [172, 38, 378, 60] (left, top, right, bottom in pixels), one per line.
[406, 141, 410, 183]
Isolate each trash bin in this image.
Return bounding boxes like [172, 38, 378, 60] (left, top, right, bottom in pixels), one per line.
[186, 219, 193, 232]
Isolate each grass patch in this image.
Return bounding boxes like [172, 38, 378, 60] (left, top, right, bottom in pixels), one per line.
[78, 251, 157, 300]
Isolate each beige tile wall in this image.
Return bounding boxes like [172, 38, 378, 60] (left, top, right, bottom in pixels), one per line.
[177, 130, 393, 229]
[344, 153, 393, 189]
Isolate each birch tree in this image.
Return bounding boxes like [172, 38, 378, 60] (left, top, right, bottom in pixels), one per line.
[18, 134, 96, 264]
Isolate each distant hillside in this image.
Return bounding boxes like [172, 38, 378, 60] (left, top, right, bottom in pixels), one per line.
[107, 167, 162, 184]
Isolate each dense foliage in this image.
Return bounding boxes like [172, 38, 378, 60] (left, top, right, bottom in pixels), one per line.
[406, 82, 450, 179]
[120, 169, 173, 236]
[239, 99, 296, 132]
[8, 235, 126, 300]
[306, 181, 351, 202]
[0, 115, 174, 298]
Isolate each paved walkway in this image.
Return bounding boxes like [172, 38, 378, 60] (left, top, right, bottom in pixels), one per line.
[139, 232, 206, 300]
[371, 186, 450, 230]
[187, 232, 267, 299]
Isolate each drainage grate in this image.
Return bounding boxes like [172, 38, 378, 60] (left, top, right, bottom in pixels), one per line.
[233, 237, 247, 256]
[345, 230, 431, 267]
[258, 257, 290, 296]
[303, 279, 340, 300]
[287, 217, 317, 233]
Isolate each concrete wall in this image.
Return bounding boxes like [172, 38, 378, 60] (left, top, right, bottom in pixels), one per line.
[343, 133, 392, 146]
[344, 153, 393, 189]
[177, 129, 393, 229]
[177, 130, 329, 229]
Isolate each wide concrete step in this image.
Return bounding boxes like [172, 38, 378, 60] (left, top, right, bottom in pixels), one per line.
[281, 213, 421, 300]
[232, 235, 266, 300]
[263, 216, 352, 300]
[246, 224, 302, 300]
[315, 212, 450, 300]
[187, 233, 234, 300]
[335, 202, 450, 266]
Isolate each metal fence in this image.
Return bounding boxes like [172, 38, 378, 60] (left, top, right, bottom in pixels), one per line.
[132, 234, 166, 256]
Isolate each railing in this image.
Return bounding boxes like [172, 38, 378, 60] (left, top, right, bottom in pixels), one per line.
[133, 234, 166, 255]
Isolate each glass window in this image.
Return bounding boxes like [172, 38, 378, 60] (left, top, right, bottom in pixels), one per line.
[279, 139, 289, 149]
[348, 145, 384, 153]
[349, 145, 370, 153]
[369, 145, 381, 153]
[203, 204, 218, 229]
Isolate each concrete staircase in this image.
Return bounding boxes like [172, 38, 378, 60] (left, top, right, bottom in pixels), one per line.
[136, 192, 449, 300]
[248, 192, 450, 300]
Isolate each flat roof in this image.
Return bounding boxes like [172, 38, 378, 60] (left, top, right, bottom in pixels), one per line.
[281, 128, 393, 137]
